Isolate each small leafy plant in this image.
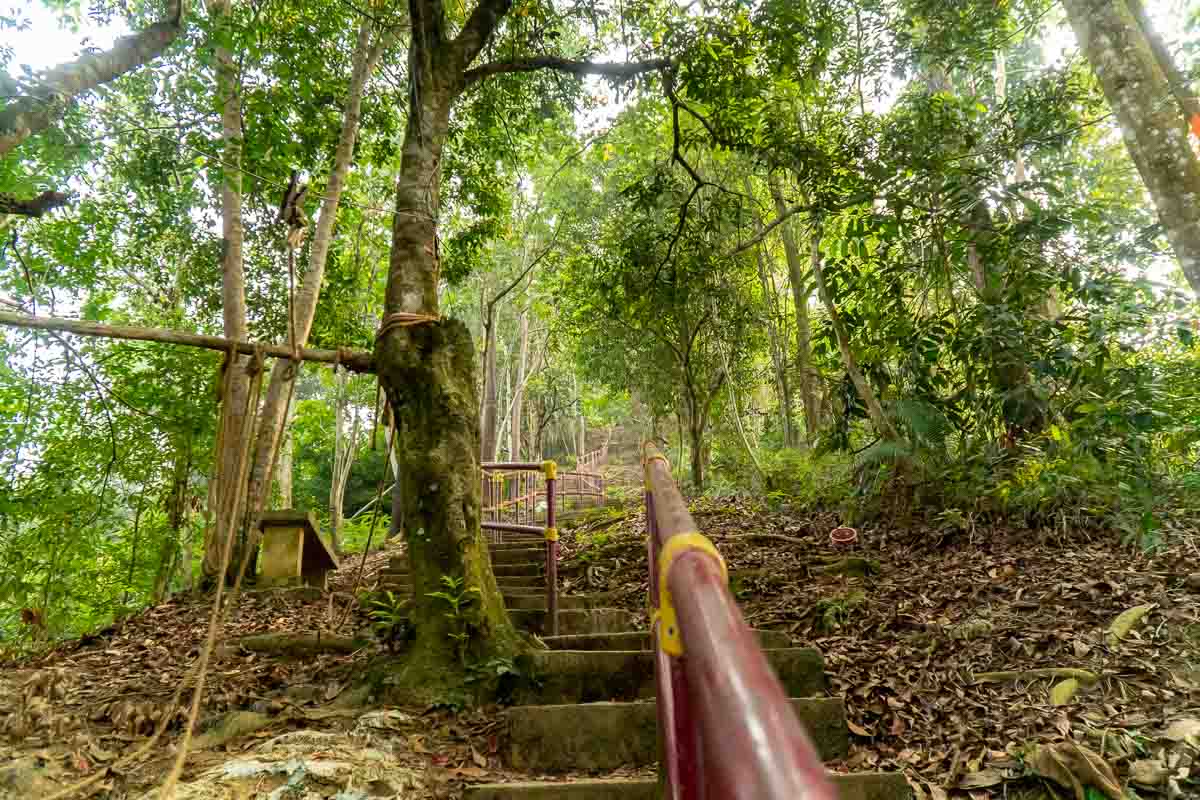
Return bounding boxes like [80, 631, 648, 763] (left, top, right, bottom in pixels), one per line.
[427, 574, 480, 663]
[364, 590, 411, 652]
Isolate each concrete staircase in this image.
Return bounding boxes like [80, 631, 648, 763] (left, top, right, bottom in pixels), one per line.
[380, 540, 911, 800]
[376, 540, 637, 635]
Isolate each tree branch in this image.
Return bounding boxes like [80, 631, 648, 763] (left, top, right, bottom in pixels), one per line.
[0, 311, 375, 373]
[451, 0, 513, 76]
[0, 191, 72, 217]
[0, 0, 185, 156]
[463, 56, 669, 86]
[488, 216, 563, 311]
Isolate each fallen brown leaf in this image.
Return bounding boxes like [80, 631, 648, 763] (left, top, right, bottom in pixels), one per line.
[1029, 741, 1122, 800]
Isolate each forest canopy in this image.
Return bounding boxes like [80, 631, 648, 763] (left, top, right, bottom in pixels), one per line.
[1, 0, 1199, 644]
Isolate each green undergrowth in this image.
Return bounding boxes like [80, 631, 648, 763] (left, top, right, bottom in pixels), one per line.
[359, 574, 544, 710]
[708, 425, 1200, 549]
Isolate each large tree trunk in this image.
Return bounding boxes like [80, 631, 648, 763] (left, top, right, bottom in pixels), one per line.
[374, 15, 520, 687]
[244, 18, 385, 525]
[203, 0, 251, 582]
[0, 0, 184, 156]
[1064, 0, 1200, 295]
[768, 175, 820, 442]
[509, 307, 529, 459]
[808, 226, 899, 441]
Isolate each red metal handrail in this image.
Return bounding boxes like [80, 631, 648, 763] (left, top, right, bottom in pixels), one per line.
[482, 461, 559, 636]
[643, 442, 836, 800]
[578, 441, 609, 471]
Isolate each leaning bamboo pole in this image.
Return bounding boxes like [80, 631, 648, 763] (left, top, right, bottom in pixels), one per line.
[0, 311, 375, 372]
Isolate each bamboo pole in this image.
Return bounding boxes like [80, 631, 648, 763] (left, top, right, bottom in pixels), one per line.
[0, 311, 375, 372]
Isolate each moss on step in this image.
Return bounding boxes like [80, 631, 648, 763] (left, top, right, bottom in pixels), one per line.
[504, 698, 847, 772]
[502, 592, 618, 612]
[517, 647, 824, 705]
[540, 629, 791, 651]
[193, 710, 274, 749]
[508, 608, 637, 636]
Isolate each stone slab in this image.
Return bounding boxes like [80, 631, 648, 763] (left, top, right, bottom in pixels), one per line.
[516, 647, 824, 705]
[505, 698, 847, 772]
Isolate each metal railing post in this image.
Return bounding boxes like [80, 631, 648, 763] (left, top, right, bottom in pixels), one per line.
[544, 460, 558, 637]
[643, 442, 835, 800]
[647, 468, 704, 799]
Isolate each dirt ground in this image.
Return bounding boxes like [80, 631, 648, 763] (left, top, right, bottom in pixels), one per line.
[2, 495, 1196, 799]
[558, 495, 1200, 799]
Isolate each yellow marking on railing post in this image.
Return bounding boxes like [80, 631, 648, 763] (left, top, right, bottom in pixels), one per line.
[542, 460, 557, 480]
[656, 532, 727, 656]
[544, 527, 558, 542]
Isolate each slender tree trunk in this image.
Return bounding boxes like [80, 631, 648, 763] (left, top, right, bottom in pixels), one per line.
[244, 18, 385, 523]
[496, 345, 512, 456]
[0, 0, 184, 156]
[745, 177, 795, 445]
[1063, 0, 1200, 295]
[689, 419, 705, 491]
[123, 494, 147, 605]
[1126, 0, 1200, 125]
[203, 0, 251, 581]
[387, 425, 403, 538]
[155, 442, 192, 601]
[768, 175, 820, 441]
[573, 373, 586, 458]
[808, 225, 899, 441]
[480, 305, 500, 460]
[509, 307, 528, 460]
[330, 370, 360, 552]
[275, 394, 295, 507]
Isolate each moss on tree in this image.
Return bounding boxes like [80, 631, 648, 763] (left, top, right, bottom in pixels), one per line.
[373, 319, 524, 702]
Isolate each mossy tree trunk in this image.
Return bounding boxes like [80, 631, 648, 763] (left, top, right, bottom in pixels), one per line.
[377, 321, 521, 671]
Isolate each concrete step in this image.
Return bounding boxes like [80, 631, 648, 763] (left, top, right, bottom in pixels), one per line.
[374, 585, 547, 602]
[502, 593, 617, 612]
[465, 773, 911, 800]
[383, 561, 543, 579]
[540, 629, 789, 651]
[378, 574, 544, 590]
[504, 698, 847, 772]
[488, 539, 544, 550]
[389, 548, 543, 568]
[514, 648, 824, 705]
[510, 608, 637, 637]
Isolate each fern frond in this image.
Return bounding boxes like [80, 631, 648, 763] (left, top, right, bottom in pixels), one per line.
[891, 398, 952, 449]
[857, 440, 913, 468]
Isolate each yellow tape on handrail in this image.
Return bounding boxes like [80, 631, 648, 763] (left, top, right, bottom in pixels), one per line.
[544, 526, 558, 542]
[542, 459, 557, 480]
[656, 532, 727, 656]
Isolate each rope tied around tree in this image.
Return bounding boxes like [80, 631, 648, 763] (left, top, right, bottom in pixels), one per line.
[375, 311, 440, 340]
